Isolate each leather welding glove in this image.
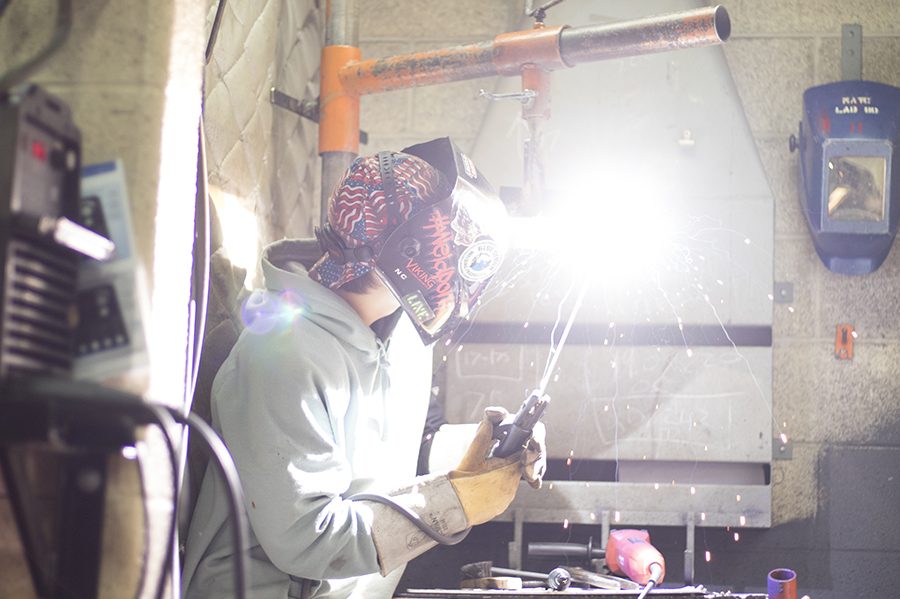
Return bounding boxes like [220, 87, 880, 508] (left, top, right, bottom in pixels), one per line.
[364, 408, 546, 574]
[448, 406, 545, 525]
[523, 418, 547, 489]
[428, 409, 547, 489]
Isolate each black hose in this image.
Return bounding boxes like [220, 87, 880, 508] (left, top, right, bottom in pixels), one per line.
[170, 409, 249, 599]
[349, 492, 470, 546]
[205, 0, 228, 65]
[144, 404, 181, 599]
[0, 0, 73, 92]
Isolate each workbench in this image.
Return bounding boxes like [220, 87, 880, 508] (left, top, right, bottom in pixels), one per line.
[397, 588, 767, 598]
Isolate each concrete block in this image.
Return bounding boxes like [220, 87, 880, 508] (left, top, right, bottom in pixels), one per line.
[773, 238, 819, 338]
[823, 445, 900, 551]
[358, 0, 516, 40]
[756, 138, 807, 236]
[723, 39, 814, 134]
[695, 545, 900, 598]
[770, 441, 819, 525]
[412, 76, 492, 138]
[818, 36, 900, 88]
[819, 242, 900, 339]
[796, 0, 900, 35]
[0, 1, 170, 85]
[773, 340, 900, 445]
[823, 549, 900, 599]
[726, 0, 900, 36]
[721, 0, 804, 36]
[360, 134, 436, 153]
[359, 42, 413, 134]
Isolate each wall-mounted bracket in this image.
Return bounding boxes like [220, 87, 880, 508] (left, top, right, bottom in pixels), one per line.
[841, 24, 863, 81]
[684, 512, 696, 584]
[774, 434, 793, 460]
[270, 88, 368, 145]
[773, 281, 793, 304]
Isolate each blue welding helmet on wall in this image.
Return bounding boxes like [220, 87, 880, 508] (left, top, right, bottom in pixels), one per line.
[794, 80, 900, 274]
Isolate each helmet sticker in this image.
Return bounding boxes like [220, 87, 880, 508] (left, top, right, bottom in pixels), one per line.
[404, 290, 436, 323]
[460, 152, 478, 180]
[451, 203, 481, 246]
[459, 239, 501, 282]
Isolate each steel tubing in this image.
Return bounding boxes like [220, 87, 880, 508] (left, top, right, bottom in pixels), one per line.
[339, 6, 729, 96]
[559, 5, 731, 65]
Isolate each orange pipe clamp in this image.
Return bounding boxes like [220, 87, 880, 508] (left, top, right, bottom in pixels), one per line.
[319, 44, 362, 154]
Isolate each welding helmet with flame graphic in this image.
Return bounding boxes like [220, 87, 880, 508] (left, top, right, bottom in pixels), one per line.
[315, 138, 508, 344]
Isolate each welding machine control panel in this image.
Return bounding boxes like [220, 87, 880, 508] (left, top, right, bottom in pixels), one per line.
[73, 161, 149, 381]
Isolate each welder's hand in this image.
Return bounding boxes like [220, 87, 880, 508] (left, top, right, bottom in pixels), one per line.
[448, 407, 525, 526]
[523, 421, 547, 489]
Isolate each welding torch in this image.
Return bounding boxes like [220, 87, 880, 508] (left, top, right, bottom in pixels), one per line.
[490, 389, 549, 459]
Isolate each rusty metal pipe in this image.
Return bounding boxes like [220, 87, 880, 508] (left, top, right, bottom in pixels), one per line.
[559, 5, 730, 65]
[320, 0, 360, 222]
[340, 40, 507, 96]
[339, 5, 729, 96]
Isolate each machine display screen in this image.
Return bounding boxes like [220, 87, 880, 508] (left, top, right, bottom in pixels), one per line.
[826, 155, 887, 222]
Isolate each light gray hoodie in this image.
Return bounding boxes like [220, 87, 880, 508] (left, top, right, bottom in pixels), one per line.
[182, 239, 431, 598]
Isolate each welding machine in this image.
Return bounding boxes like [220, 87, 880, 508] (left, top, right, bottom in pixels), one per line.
[0, 84, 132, 598]
[794, 80, 900, 274]
[0, 84, 84, 373]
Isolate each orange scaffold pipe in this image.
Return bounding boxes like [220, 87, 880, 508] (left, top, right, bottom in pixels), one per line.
[318, 5, 730, 154]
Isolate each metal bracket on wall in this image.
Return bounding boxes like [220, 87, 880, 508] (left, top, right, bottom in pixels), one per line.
[269, 88, 369, 145]
[773, 281, 793, 304]
[509, 510, 525, 570]
[774, 434, 793, 460]
[841, 24, 863, 80]
[684, 513, 696, 585]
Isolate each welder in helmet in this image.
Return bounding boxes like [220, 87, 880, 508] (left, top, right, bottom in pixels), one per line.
[181, 138, 546, 599]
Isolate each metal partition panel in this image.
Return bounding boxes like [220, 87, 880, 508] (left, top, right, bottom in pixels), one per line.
[439, 0, 775, 545]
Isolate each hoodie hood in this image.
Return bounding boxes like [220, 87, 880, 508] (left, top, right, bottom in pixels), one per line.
[253, 238, 382, 361]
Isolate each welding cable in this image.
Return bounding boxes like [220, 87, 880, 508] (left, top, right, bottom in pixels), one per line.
[348, 493, 471, 545]
[205, 0, 228, 64]
[166, 408, 249, 599]
[0, 0, 73, 92]
[185, 119, 211, 413]
[636, 563, 664, 599]
[143, 403, 181, 599]
[132, 442, 151, 599]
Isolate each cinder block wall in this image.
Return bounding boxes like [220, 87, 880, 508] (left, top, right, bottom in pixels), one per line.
[718, 2, 900, 596]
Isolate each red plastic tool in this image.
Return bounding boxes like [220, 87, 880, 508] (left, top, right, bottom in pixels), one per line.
[606, 529, 666, 587]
